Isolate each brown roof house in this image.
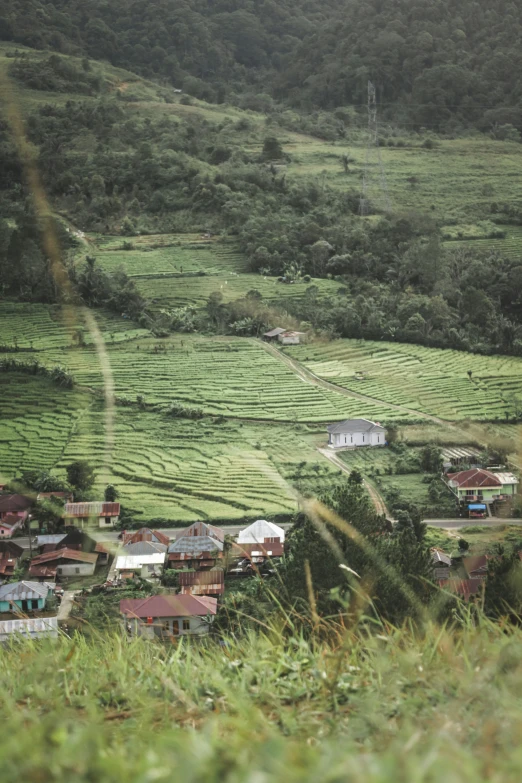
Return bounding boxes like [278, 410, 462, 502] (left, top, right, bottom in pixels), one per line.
[167, 522, 225, 570]
[234, 519, 285, 564]
[0, 494, 32, 537]
[439, 578, 484, 602]
[64, 501, 120, 529]
[120, 594, 217, 639]
[28, 548, 98, 580]
[431, 549, 452, 581]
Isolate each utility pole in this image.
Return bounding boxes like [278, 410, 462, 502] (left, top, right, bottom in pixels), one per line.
[359, 81, 391, 216]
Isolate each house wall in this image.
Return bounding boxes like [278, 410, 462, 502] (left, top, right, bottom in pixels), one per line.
[125, 616, 211, 638]
[279, 335, 300, 345]
[0, 616, 58, 641]
[330, 430, 384, 448]
[0, 597, 45, 612]
[139, 563, 164, 578]
[98, 515, 118, 528]
[457, 488, 501, 500]
[56, 562, 96, 576]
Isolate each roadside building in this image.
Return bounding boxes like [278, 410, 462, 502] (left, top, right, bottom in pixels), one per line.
[446, 468, 519, 515]
[63, 501, 120, 529]
[167, 536, 224, 570]
[120, 594, 217, 639]
[327, 419, 386, 449]
[123, 541, 167, 556]
[234, 519, 285, 564]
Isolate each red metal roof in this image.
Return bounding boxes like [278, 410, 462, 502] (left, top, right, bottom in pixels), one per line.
[0, 557, 17, 575]
[440, 578, 483, 600]
[120, 594, 217, 619]
[0, 513, 25, 529]
[462, 555, 489, 577]
[28, 564, 57, 579]
[0, 494, 32, 514]
[447, 469, 502, 489]
[30, 548, 98, 565]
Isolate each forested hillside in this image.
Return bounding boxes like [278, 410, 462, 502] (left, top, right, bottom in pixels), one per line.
[2, 0, 522, 132]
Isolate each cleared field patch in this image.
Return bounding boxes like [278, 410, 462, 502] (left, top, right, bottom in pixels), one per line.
[0, 374, 92, 481]
[56, 408, 321, 522]
[90, 238, 248, 278]
[50, 336, 415, 423]
[288, 339, 522, 421]
[0, 302, 148, 351]
[442, 226, 522, 261]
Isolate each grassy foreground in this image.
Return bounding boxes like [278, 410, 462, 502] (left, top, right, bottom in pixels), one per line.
[3, 618, 522, 782]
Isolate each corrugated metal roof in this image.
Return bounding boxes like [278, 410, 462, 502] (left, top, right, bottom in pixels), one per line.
[263, 327, 286, 337]
[493, 472, 519, 486]
[123, 541, 167, 556]
[0, 581, 54, 601]
[120, 594, 217, 619]
[168, 536, 224, 554]
[237, 520, 285, 544]
[37, 534, 67, 546]
[441, 447, 481, 460]
[122, 528, 170, 546]
[115, 554, 165, 570]
[30, 548, 98, 565]
[64, 502, 120, 518]
[0, 494, 32, 513]
[431, 549, 452, 566]
[326, 418, 384, 434]
[178, 570, 224, 586]
[173, 522, 225, 543]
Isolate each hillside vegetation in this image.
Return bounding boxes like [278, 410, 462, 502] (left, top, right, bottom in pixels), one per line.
[3, 619, 522, 782]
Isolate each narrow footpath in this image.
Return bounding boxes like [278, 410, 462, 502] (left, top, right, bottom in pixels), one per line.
[317, 447, 391, 517]
[259, 341, 446, 425]
[57, 590, 80, 622]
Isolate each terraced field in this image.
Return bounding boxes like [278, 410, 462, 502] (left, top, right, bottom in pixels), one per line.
[0, 374, 92, 482]
[54, 407, 333, 521]
[43, 336, 415, 423]
[87, 235, 341, 308]
[288, 339, 522, 421]
[0, 302, 148, 351]
[442, 226, 522, 260]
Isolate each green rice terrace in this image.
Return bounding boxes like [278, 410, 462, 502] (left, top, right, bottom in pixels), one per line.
[287, 339, 522, 421]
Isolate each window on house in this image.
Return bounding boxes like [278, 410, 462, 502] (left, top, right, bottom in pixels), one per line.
[362, 435, 365, 443]
[105, 517, 111, 525]
[75, 567, 80, 574]
[350, 436, 353, 443]
[183, 620, 190, 630]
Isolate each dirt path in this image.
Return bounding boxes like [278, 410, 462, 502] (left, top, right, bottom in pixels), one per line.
[57, 590, 80, 621]
[317, 447, 391, 517]
[259, 341, 446, 425]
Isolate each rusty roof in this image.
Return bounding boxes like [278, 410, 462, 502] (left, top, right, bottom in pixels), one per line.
[439, 578, 483, 601]
[173, 522, 225, 543]
[28, 564, 58, 578]
[447, 469, 502, 489]
[123, 528, 170, 546]
[30, 548, 98, 565]
[64, 502, 120, 518]
[178, 570, 224, 586]
[120, 594, 217, 619]
[0, 513, 26, 528]
[462, 555, 489, 576]
[168, 536, 224, 554]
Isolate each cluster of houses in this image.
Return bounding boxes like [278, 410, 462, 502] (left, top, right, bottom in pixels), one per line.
[117, 519, 285, 639]
[431, 549, 491, 602]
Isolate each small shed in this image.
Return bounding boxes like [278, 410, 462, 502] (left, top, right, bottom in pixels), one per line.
[263, 327, 286, 342]
[278, 330, 304, 345]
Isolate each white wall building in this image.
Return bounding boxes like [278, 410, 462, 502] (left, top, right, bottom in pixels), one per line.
[114, 553, 165, 580]
[327, 419, 385, 449]
[237, 520, 286, 544]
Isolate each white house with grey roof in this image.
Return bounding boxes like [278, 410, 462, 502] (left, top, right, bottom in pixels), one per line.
[327, 418, 385, 449]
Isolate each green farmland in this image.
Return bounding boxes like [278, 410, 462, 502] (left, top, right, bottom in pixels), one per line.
[39, 336, 412, 423]
[288, 339, 522, 421]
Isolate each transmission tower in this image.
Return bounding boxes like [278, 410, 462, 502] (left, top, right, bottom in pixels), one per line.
[359, 81, 391, 216]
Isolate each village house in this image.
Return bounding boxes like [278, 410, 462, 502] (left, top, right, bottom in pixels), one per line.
[441, 447, 482, 472]
[0, 494, 32, 536]
[431, 549, 452, 581]
[327, 419, 386, 449]
[37, 491, 74, 504]
[263, 327, 286, 342]
[63, 501, 121, 528]
[122, 528, 170, 546]
[36, 529, 108, 562]
[123, 541, 167, 556]
[178, 570, 225, 597]
[0, 540, 23, 579]
[439, 578, 483, 602]
[167, 536, 224, 570]
[120, 594, 217, 639]
[234, 519, 285, 563]
[0, 616, 59, 642]
[462, 555, 489, 580]
[278, 330, 304, 345]
[114, 553, 165, 581]
[446, 468, 519, 513]
[172, 521, 224, 543]
[0, 581, 55, 613]
[28, 548, 98, 580]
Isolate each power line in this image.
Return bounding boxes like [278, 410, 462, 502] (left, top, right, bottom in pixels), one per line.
[359, 81, 391, 216]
